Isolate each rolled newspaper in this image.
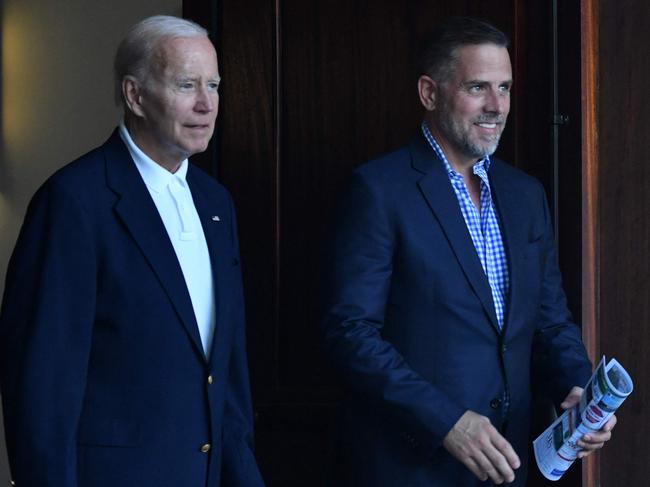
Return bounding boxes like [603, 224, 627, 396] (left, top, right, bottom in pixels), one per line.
[533, 356, 633, 481]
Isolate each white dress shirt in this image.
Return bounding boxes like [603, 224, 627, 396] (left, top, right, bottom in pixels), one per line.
[119, 121, 216, 357]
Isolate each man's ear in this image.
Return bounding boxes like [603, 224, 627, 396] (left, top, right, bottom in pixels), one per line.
[122, 76, 146, 118]
[417, 75, 438, 112]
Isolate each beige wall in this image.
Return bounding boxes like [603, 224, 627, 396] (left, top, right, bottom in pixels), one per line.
[0, 0, 182, 482]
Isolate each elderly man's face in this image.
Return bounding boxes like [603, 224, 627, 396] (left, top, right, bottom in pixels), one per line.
[433, 44, 512, 168]
[136, 36, 220, 170]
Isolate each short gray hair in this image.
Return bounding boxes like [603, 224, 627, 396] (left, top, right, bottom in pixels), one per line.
[418, 17, 509, 85]
[114, 15, 208, 106]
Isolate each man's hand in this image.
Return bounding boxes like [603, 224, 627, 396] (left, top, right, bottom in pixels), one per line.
[560, 386, 617, 458]
[443, 410, 520, 484]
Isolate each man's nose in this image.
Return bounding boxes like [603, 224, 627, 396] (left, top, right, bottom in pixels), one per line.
[195, 86, 216, 112]
[484, 88, 507, 114]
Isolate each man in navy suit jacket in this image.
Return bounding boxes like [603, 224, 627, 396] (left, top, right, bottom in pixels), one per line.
[0, 15, 263, 486]
[323, 17, 615, 486]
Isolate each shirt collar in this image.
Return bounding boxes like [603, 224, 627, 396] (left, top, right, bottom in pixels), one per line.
[119, 119, 188, 193]
[420, 121, 491, 176]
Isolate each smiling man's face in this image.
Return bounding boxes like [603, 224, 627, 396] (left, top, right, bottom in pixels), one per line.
[431, 43, 512, 169]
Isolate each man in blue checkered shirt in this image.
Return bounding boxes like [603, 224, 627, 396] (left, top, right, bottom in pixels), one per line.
[323, 17, 615, 486]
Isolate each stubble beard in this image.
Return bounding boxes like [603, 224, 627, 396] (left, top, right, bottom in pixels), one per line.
[437, 110, 506, 160]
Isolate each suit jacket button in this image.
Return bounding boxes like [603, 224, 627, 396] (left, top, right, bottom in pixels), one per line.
[490, 398, 502, 409]
[207, 375, 213, 385]
[200, 443, 211, 453]
[501, 344, 508, 353]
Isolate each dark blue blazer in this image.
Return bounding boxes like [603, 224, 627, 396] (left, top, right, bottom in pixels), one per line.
[322, 135, 592, 486]
[0, 130, 264, 487]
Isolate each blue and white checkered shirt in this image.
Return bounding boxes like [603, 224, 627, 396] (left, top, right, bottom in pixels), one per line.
[421, 122, 510, 330]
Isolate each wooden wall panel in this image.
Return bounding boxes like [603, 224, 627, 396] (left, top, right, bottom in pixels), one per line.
[597, 0, 650, 485]
[215, 0, 277, 403]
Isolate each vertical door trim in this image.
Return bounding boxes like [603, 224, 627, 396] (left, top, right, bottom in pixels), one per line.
[581, 0, 599, 485]
[273, 0, 282, 389]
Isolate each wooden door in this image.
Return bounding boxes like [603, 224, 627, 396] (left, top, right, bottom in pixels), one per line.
[184, 1, 589, 485]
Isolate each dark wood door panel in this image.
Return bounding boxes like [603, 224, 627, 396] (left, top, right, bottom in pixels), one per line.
[278, 0, 421, 396]
[215, 0, 278, 401]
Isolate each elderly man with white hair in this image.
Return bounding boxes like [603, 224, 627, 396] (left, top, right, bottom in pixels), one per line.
[0, 15, 264, 487]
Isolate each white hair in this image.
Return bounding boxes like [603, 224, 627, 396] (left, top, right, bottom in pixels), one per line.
[113, 15, 208, 106]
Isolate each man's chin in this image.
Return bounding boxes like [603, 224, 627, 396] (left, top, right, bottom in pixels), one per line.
[463, 146, 498, 160]
[185, 141, 212, 157]
[472, 140, 500, 158]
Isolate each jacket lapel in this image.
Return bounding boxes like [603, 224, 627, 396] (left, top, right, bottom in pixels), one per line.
[102, 130, 205, 360]
[410, 136, 499, 331]
[185, 171, 234, 365]
[489, 161, 529, 336]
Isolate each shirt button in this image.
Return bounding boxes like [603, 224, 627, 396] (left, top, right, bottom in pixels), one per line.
[207, 375, 213, 385]
[200, 443, 211, 453]
[490, 398, 502, 409]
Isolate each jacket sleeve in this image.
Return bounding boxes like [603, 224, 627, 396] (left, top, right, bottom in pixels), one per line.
[321, 170, 465, 457]
[220, 196, 265, 487]
[0, 179, 97, 486]
[531, 182, 592, 406]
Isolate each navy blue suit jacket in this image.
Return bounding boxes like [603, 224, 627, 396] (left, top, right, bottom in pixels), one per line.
[0, 131, 264, 487]
[322, 135, 592, 486]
